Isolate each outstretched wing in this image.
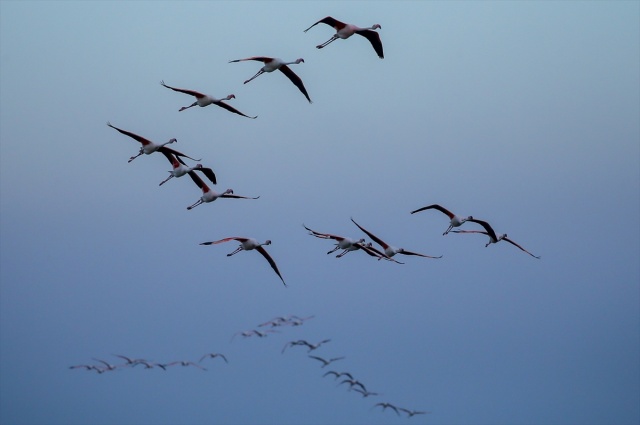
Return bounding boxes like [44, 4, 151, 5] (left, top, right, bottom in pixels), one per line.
[220, 193, 260, 200]
[304, 16, 345, 32]
[355, 29, 384, 59]
[279, 65, 312, 103]
[398, 250, 442, 259]
[303, 224, 344, 241]
[160, 80, 205, 98]
[410, 204, 454, 218]
[200, 237, 246, 246]
[194, 167, 217, 185]
[503, 237, 541, 259]
[228, 56, 271, 63]
[350, 217, 389, 250]
[158, 146, 200, 162]
[467, 218, 498, 241]
[256, 246, 286, 286]
[214, 101, 257, 119]
[107, 122, 153, 146]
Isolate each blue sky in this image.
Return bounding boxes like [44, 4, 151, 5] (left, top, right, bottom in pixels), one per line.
[1, 1, 638, 424]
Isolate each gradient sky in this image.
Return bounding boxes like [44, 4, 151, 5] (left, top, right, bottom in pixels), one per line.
[1, 1, 639, 424]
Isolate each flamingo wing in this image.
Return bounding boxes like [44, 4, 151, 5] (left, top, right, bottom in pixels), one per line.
[410, 204, 454, 218]
[214, 101, 257, 119]
[278, 65, 312, 103]
[398, 250, 442, 259]
[256, 246, 286, 286]
[187, 170, 206, 189]
[195, 167, 217, 185]
[107, 122, 153, 146]
[350, 217, 389, 249]
[161, 151, 188, 166]
[160, 80, 205, 98]
[467, 218, 499, 240]
[200, 237, 246, 246]
[220, 193, 260, 200]
[503, 237, 541, 259]
[228, 56, 272, 63]
[355, 29, 384, 58]
[158, 146, 200, 162]
[304, 16, 345, 32]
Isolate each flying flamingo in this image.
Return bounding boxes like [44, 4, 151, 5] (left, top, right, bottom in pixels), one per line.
[304, 17, 384, 58]
[339, 378, 368, 392]
[231, 329, 280, 342]
[107, 122, 199, 163]
[303, 224, 399, 261]
[199, 353, 228, 364]
[410, 204, 474, 235]
[353, 388, 380, 398]
[186, 171, 258, 210]
[451, 218, 541, 259]
[350, 218, 443, 260]
[398, 408, 431, 417]
[166, 361, 207, 371]
[228, 56, 312, 103]
[373, 402, 401, 416]
[323, 370, 354, 380]
[160, 80, 257, 118]
[308, 355, 345, 368]
[158, 152, 216, 186]
[200, 237, 286, 286]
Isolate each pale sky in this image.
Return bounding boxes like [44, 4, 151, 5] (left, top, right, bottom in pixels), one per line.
[1, 1, 639, 424]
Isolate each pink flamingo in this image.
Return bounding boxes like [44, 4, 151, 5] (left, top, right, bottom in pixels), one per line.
[410, 204, 473, 235]
[186, 171, 258, 210]
[304, 17, 383, 58]
[160, 80, 257, 118]
[228, 56, 311, 103]
[452, 218, 541, 259]
[159, 152, 216, 186]
[107, 122, 199, 163]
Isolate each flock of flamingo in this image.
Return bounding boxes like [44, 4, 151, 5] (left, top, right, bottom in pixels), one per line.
[95, 14, 540, 421]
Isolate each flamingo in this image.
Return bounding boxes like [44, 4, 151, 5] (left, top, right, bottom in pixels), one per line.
[200, 237, 286, 286]
[373, 402, 400, 416]
[350, 217, 443, 260]
[451, 218, 541, 259]
[92, 358, 120, 372]
[186, 171, 258, 210]
[308, 355, 345, 368]
[228, 56, 312, 103]
[107, 122, 199, 163]
[113, 354, 147, 366]
[410, 204, 474, 235]
[398, 408, 430, 417]
[199, 352, 228, 364]
[160, 80, 257, 118]
[166, 361, 207, 371]
[304, 17, 384, 59]
[339, 378, 368, 392]
[158, 152, 216, 186]
[323, 370, 354, 380]
[303, 224, 399, 261]
[231, 329, 280, 342]
[353, 388, 380, 398]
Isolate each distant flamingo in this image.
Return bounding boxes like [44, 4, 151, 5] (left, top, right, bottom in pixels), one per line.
[410, 204, 473, 235]
[350, 218, 443, 260]
[373, 402, 400, 415]
[452, 219, 541, 259]
[228, 56, 312, 103]
[304, 17, 384, 58]
[303, 224, 364, 254]
[308, 355, 345, 368]
[199, 353, 228, 364]
[200, 237, 286, 286]
[399, 408, 431, 417]
[323, 370, 354, 380]
[159, 152, 216, 186]
[166, 361, 207, 371]
[186, 171, 258, 210]
[231, 329, 280, 342]
[107, 122, 199, 163]
[160, 80, 257, 118]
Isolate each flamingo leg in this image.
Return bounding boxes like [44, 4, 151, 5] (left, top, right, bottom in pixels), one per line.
[128, 150, 143, 163]
[159, 174, 174, 186]
[227, 246, 243, 256]
[444, 224, 454, 235]
[327, 245, 340, 254]
[179, 102, 198, 112]
[187, 199, 203, 210]
[244, 70, 264, 84]
[316, 36, 338, 49]
[336, 249, 350, 258]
